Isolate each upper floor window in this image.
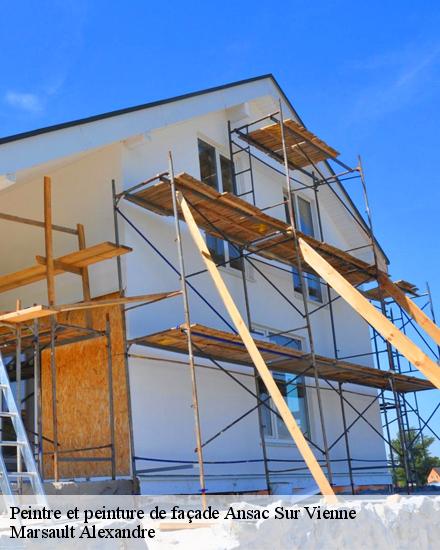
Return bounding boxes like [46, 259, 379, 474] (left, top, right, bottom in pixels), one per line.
[257, 332, 309, 440]
[284, 191, 323, 302]
[297, 196, 315, 237]
[198, 139, 242, 270]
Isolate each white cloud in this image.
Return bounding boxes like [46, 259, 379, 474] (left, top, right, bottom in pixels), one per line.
[345, 42, 440, 126]
[4, 91, 43, 113]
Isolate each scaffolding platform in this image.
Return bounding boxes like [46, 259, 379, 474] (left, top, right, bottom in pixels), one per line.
[0, 242, 132, 294]
[125, 173, 379, 285]
[124, 173, 419, 295]
[236, 118, 340, 169]
[131, 323, 434, 393]
[362, 280, 419, 301]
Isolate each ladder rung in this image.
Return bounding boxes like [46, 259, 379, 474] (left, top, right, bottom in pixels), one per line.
[0, 441, 24, 446]
[8, 472, 37, 477]
[0, 412, 17, 418]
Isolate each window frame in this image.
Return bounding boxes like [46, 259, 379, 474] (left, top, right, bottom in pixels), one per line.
[253, 327, 310, 442]
[283, 190, 324, 303]
[197, 137, 243, 272]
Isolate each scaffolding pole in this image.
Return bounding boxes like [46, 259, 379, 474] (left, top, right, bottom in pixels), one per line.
[169, 151, 207, 509]
[278, 100, 333, 485]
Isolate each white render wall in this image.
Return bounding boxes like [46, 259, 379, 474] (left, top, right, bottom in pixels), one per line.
[0, 90, 389, 493]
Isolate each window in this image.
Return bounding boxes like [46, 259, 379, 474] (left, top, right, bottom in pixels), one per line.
[284, 191, 323, 302]
[198, 139, 243, 270]
[257, 332, 309, 440]
[297, 196, 314, 237]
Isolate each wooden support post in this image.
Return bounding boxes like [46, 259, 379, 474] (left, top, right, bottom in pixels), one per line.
[33, 319, 43, 475]
[77, 224, 91, 301]
[177, 192, 336, 501]
[378, 274, 440, 347]
[299, 238, 440, 389]
[77, 223, 92, 327]
[49, 316, 59, 481]
[43, 176, 56, 306]
[105, 314, 116, 480]
[44, 176, 59, 480]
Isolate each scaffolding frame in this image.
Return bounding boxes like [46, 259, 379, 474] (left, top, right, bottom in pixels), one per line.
[112, 105, 439, 495]
[0, 177, 179, 490]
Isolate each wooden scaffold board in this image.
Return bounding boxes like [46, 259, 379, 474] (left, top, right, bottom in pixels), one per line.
[299, 238, 440, 390]
[133, 323, 433, 393]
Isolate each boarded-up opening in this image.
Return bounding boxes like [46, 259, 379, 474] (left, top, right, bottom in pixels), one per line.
[41, 295, 131, 479]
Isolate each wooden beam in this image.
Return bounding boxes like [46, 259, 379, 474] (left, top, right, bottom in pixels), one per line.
[0, 211, 78, 235]
[35, 256, 82, 276]
[299, 238, 440, 389]
[0, 306, 57, 324]
[177, 192, 336, 501]
[0, 293, 180, 324]
[0, 242, 132, 295]
[43, 176, 55, 306]
[76, 224, 92, 301]
[56, 292, 181, 312]
[378, 273, 440, 347]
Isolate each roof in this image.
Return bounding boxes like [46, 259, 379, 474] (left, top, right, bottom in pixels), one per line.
[0, 73, 386, 262]
[0, 74, 277, 146]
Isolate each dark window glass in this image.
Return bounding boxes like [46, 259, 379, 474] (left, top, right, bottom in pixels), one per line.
[283, 191, 291, 224]
[274, 374, 309, 438]
[198, 139, 224, 263]
[198, 139, 218, 189]
[292, 267, 302, 293]
[258, 378, 273, 437]
[220, 155, 236, 194]
[298, 196, 314, 237]
[258, 335, 309, 439]
[307, 273, 323, 302]
[268, 333, 302, 351]
[205, 234, 225, 265]
[228, 243, 243, 271]
[220, 155, 242, 270]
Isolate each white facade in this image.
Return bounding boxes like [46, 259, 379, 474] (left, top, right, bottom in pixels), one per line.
[0, 76, 390, 494]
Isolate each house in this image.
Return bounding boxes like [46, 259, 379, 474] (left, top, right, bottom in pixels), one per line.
[427, 467, 440, 484]
[0, 74, 434, 496]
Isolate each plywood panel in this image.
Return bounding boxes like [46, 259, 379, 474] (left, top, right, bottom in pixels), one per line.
[41, 296, 130, 479]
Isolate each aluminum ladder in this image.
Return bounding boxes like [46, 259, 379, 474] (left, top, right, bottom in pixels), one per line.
[0, 352, 46, 506]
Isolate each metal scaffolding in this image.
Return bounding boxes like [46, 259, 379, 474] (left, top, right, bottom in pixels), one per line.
[113, 104, 439, 495]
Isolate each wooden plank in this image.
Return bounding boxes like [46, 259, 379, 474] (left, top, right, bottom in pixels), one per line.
[0, 293, 179, 325]
[177, 192, 336, 501]
[56, 291, 181, 312]
[0, 305, 57, 324]
[44, 176, 56, 306]
[378, 273, 440, 347]
[128, 173, 379, 285]
[0, 211, 78, 235]
[0, 242, 132, 294]
[135, 323, 434, 393]
[299, 238, 440, 389]
[35, 255, 83, 275]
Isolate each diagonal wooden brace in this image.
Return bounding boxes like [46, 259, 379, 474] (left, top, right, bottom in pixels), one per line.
[377, 273, 440, 347]
[177, 191, 336, 501]
[299, 238, 440, 389]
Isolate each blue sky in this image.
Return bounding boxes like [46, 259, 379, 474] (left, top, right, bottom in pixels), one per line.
[1, 1, 439, 454]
